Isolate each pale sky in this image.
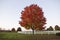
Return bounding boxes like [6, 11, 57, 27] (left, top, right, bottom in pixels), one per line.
[0, 0, 60, 31]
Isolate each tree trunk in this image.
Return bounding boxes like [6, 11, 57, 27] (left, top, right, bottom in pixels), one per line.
[32, 26, 34, 35]
[32, 29, 34, 35]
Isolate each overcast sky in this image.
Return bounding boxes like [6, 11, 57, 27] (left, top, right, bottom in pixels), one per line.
[0, 0, 60, 31]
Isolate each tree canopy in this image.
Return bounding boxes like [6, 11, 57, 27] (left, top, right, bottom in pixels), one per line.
[19, 4, 46, 31]
[17, 27, 21, 31]
[47, 26, 53, 31]
[55, 25, 60, 30]
[11, 28, 15, 32]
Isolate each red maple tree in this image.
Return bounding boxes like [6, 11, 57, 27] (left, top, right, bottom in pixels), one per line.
[19, 4, 46, 32]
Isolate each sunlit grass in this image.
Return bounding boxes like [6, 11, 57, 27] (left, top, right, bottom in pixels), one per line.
[0, 32, 60, 40]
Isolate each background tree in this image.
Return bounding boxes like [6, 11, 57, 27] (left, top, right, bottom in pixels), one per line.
[0, 28, 1, 32]
[55, 25, 60, 30]
[46, 26, 53, 31]
[11, 28, 15, 32]
[0, 28, 1, 30]
[17, 27, 21, 31]
[19, 4, 46, 34]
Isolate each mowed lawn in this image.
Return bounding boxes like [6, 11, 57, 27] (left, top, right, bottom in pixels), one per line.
[0, 32, 60, 40]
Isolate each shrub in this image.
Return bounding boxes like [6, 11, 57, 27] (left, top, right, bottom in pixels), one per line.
[56, 32, 60, 36]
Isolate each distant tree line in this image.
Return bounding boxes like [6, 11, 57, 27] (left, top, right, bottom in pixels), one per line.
[0, 27, 21, 32]
[46, 25, 60, 31]
[11, 27, 21, 32]
[0, 25, 60, 32]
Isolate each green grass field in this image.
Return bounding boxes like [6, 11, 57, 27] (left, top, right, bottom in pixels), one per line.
[0, 32, 60, 40]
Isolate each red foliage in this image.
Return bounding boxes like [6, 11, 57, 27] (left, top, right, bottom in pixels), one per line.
[19, 4, 46, 30]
